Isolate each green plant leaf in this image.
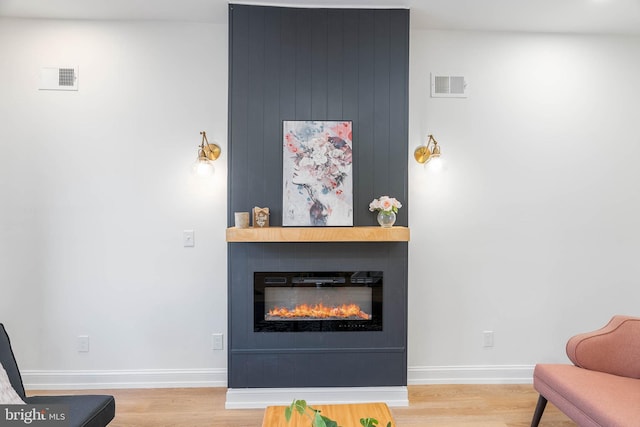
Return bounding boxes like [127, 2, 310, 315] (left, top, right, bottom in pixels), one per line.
[386, 422, 392, 427]
[284, 399, 340, 427]
[294, 399, 307, 415]
[321, 415, 339, 427]
[313, 411, 327, 427]
[359, 418, 379, 427]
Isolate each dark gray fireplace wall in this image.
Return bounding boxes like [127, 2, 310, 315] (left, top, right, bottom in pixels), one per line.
[227, 5, 410, 388]
[228, 5, 409, 225]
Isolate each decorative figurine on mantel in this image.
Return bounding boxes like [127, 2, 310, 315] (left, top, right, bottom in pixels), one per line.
[253, 207, 270, 228]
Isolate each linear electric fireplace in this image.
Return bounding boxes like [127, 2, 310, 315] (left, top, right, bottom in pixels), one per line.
[228, 242, 407, 391]
[254, 271, 383, 332]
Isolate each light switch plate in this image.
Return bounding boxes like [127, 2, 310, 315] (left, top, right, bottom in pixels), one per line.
[183, 230, 195, 247]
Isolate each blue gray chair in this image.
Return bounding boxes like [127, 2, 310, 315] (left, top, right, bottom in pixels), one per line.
[1, 323, 115, 427]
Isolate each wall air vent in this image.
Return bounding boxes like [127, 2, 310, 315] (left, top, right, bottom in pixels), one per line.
[39, 66, 78, 91]
[431, 73, 467, 98]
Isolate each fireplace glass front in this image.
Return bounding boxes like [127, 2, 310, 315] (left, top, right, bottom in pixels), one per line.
[254, 271, 383, 332]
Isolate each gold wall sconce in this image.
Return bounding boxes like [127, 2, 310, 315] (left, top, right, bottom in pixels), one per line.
[194, 131, 221, 176]
[414, 134, 441, 164]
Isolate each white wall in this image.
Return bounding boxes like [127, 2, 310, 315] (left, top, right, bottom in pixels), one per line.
[408, 29, 640, 382]
[3, 17, 640, 388]
[0, 18, 229, 387]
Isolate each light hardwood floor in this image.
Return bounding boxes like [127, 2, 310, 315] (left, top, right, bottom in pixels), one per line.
[29, 385, 575, 427]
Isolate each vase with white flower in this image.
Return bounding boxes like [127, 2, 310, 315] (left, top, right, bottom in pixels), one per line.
[369, 196, 402, 228]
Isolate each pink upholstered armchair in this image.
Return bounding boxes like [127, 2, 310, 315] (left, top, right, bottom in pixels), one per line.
[532, 315, 640, 426]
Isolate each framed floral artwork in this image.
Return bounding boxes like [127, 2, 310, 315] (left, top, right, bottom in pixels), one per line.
[283, 120, 353, 226]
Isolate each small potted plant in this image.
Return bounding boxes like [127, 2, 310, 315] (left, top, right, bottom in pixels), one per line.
[369, 196, 402, 228]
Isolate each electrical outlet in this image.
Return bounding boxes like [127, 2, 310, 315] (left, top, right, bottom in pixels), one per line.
[212, 333, 223, 350]
[483, 331, 494, 348]
[77, 335, 90, 352]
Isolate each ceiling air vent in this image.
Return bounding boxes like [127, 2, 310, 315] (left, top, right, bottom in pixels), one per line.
[431, 73, 467, 98]
[39, 66, 78, 91]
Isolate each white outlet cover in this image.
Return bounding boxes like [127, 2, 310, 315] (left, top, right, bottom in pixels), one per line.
[77, 335, 90, 352]
[482, 331, 494, 347]
[212, 333, 224, 350]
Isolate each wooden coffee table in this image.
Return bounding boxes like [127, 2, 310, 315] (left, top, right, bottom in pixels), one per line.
[262, 402, 395, 427]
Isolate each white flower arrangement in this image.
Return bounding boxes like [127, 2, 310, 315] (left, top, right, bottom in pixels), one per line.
[369, 196, 402, 214]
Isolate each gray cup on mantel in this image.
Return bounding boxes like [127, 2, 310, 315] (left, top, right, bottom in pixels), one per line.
[234, 212, 250, 228]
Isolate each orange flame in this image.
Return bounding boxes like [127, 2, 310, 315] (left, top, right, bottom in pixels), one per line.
[268, 303, 371, 320]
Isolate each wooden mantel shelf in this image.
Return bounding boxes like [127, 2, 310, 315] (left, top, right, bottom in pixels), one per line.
[226, 226, 410, 242]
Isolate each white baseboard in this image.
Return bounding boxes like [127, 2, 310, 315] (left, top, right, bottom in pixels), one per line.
[21, 368, 227, 390]
[225, 386, 409, 409]
[407, 364, 534, 384]
[20, 365, 534, 391]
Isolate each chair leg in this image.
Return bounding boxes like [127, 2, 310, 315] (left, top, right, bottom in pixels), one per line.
[530, 394, 548, 427]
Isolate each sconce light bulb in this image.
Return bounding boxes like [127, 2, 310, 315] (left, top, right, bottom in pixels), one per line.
[194, 159, 215, 177]
[426, 155, 443, 172]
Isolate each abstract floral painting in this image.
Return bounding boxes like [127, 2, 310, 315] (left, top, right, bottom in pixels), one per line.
[283, 120, 353, 226]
